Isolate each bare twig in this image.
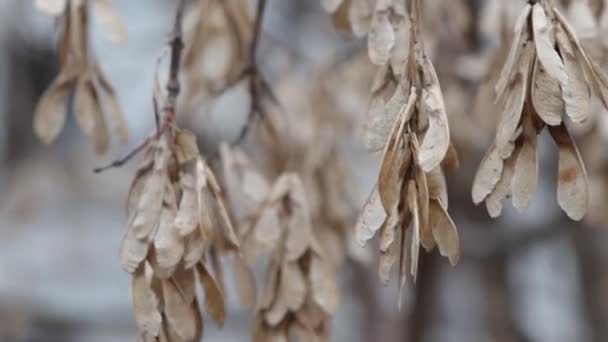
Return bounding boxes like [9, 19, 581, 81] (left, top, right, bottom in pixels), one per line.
[250, 0, 267, 65]
[93, 136, 154, 173]
[213, 0, 283, 149]
[94, 0, 186, 173]
[164, 0, 186, 123]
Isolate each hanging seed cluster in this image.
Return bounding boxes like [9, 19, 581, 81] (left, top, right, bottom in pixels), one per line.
[33, 0, 127, 153]
[222, 173, 335, 341]
[322, 0, 410, 73]
[356, 5, 460, 306]
[472, 0, 608, 220]
[121, 129, 243, 341]
[182, 0, 251, 102]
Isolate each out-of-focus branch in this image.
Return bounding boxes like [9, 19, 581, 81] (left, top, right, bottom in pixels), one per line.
[211, 0, 284, 151]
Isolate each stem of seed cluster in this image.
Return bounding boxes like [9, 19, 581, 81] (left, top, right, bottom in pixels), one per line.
[94, 0, 186, 173]
[165, 0, 186, 125]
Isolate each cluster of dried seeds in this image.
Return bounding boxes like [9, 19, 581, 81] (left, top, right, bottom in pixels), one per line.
[121, 128, 247, 341]
[182, 0, 251, 104]
[248, 174, 339, 342]
[472, 0, 608, 220]
[34, 0, 127, 153]
[356, 1, 460, 305]
[322, 0, 410, 73]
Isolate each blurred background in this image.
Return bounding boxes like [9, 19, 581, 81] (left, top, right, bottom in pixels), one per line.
[1, 0, 608, 341]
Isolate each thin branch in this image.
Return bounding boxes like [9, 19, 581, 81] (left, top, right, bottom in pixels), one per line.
[218, 0, 277, 149]
[165, 0, 187, 121]
[250, 0, 267, 65]
[94, 0, 186, 173]
[93, 136, 153, 173]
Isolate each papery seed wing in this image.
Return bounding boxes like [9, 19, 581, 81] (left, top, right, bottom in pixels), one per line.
[429, 199, 459, 266]
[162, 279, 197, 341]
[232, 255, 257, 308]
[204, 164, 241, 249]
[183, 230, 205, 269]
[368, 0, 395, 65]
[531, 60, 564, 126]
[486, 148, 519, 218]
[285, 176, 313, 261]
[264, 296, 288, 327]
[355, 185, 387, 246]
[496, 42, 534, 155]
[407, 181, 420, 282]
[174, 130, 200, 165]
[379, 212, 398, 252]
[295, 294, 326, 329]
[554, 9, 608, 108]
[260, 257, 280, 310]
[378, 224, 400, 284]
[411, 135, 432, 250]
[472, 145, 504, 204]
[555, 27, 590, 123]
[127, 154, 153, 217]
[173, 266, 196, 305]
[33, 68, 76, 144]
[154, 207, 183, 272]
[418, 62, 451, 172]
[511, 112, 539, 210]
[378, 120, 410, 212]
[427, 167, 448, 208]
[131, 265, 162, 336]
[96, 63, 128, 143]
[131, 141, 170, 240]
[74, 75, 96, 136]
[495, 4, 531, 101]
[511, 135, 538, 211]
[532, 4, 568, 86]
[390, 17, 410, 76]
[549, 124, 588, 220]
[254, 205, 282, 253]
[120, 221, 150, 273]
[310, 254, 339, 315]
[196, 263, 225, 327]
[364, 83, 414, 152]
[279, 261, 307, 311]
[174, 178, 198, 237]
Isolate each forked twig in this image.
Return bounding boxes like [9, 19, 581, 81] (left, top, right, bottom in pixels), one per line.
[214, 0, 284, 148]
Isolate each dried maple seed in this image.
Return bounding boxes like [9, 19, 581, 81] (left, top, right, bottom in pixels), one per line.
[472, 0, 605, 220]
[356, 0, 460, 307]
[33, 0, 127, 153]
